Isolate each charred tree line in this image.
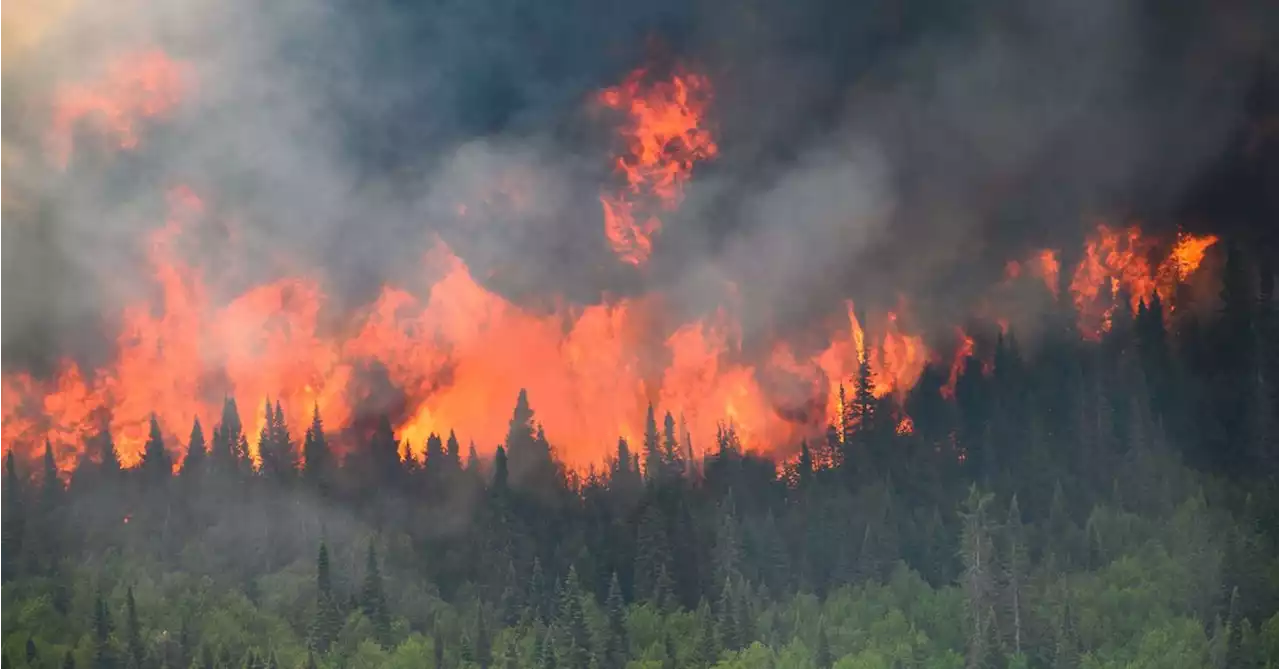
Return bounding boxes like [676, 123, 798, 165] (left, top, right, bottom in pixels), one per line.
[2, 243, 1276, 668]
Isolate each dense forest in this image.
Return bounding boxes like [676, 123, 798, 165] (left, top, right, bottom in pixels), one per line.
[2, 244, 1277, 669]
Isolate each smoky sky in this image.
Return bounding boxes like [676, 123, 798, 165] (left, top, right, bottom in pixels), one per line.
[2, 0, 1274, 369]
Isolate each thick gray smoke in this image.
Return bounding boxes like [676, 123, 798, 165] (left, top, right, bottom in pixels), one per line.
[2, 0, 1272, 368]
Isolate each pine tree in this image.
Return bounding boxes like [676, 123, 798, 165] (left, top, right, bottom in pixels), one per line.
[140, 414, 171, 483]
[633, 503, 672, 605]
[1003, 495, 1029, 657]
[474, 608, 492, 669]
[716, 577, 740, 651]
[425, 433, 446, 475]
[538, 626, 557, 669]
[301, 405, 330, 492]
[181, 418, 207, 479]
[815, 621, 832, 669]
[361, 542, 392, 647]
[213, 397, 248, 473]
[958, 485, 998, 668]
[696, 601, 719, 668]
[557, 567, 591, 669]
[505, 389, 540, 479]
[42, 440, 62, 507]
[492, 446, 509, 492]
[258, 400, 294, 481]
[661, 411, 682, 474]
[603, 573, 628, 669]
[662, 633, 677, 669]
[95, 427, 122, 476]
[311, 542, 340, 653]
[92, 592, 115, 669]
[642, 404, 662, 481]
[368, 416, 401, 487]
[447, 430, 463, 471]
[798, 440, 814, 487]
[2, 451, 24, 581]
[529, 557, 548, 623]
[124, 587, 145, 669]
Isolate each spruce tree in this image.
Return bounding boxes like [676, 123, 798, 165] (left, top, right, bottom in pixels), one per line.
[180, 418, 207, 479]
[492, 446, 509, 493]
[311, 542, 340, 653]
[815, 621, 832, 669]
[124, 586, 145, 669]
[140, 413, 171, 483]
[2, 451, 24, 581]
[360, 542, 392, 647]
[557, 567, 590, 669]
[92, 592, 114, 669]
[301, 405, 330, 492]
[258, 400, 293, 481]
[604, 573, 628, 669]
[425, 433, 446, 475]
[95, 428, 122, 477]
[661, 411, 681, 474]
[642, 405, 662, 480]
[213, 397, 248, 473]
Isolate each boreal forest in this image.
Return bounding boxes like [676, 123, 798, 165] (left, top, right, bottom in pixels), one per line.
[1, 0, 1276, 667]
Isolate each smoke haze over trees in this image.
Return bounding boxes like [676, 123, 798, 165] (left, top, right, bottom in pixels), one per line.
[1, 0, 1276, 666]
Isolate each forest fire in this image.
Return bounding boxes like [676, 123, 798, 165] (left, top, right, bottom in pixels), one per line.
[597, 66, 718, 266]
[47, 49, 188, 168]
[1067, 224, 1218, 339]
[0, 55, 1225, 477]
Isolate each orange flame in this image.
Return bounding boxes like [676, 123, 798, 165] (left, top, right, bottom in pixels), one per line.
[48, 50, 188, 168]
[1068, 224, 1218, 339]
[597, 65, 718, 266]
[940, 328, 975, 400]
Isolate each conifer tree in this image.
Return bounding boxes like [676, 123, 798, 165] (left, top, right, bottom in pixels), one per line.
[181, 418, 206, 479]
[556, 567, 590, 669]
[662, 633, 677, 669]
[301, 405, 330, 492]
[41, 442, 60, 511]
[815, 621, 832, 669]
[1003, 495, 1029, 657]
[92, 591, 114, 669]
[140, 414, 171, 483]
[360, 542, 392, 647]
[474, 608, 492, 669]
[603, 572, 628, 669]
[959, 486, 998, 669]
[633, 504, 672, 605]
[124, 586, 145, 669]
[95, 427, 122, 477]
[311, 542, 340, 653]
[447, 430, 463, 471]
[258, 400, 293, 481]
[2, 451, 24, 581]
[696, 601, 719, 668]
[716, 577, 741, 651]
[426, 433, 446, 474]
[368, 416, 401, 486]
[661, 411, 681, 473]
[212, 397, 248, 473]
[492, 446, 509, 492]
[642, 404, 662, 480]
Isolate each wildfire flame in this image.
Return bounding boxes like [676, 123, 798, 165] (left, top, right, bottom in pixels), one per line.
[2, 55, 1227, 477]
[1068, 224, 1218, 339]
[597, 65, 718, 266]
[47, 50, 188, 168]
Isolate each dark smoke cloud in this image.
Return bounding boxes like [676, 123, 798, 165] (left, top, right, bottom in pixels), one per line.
[2, 0, 1273, 368]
